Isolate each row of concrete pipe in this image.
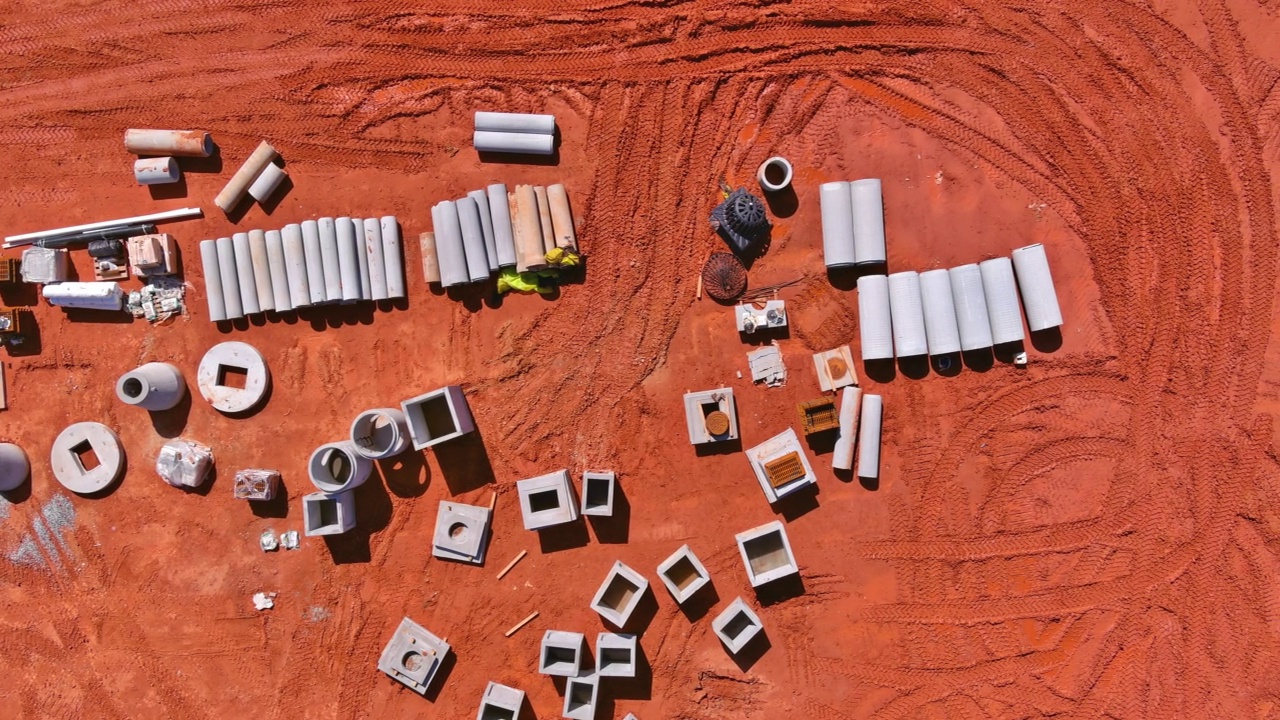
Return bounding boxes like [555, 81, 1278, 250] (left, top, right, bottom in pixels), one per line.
[425, 183, 575, 287]
[472, 111, 556, 156]
[199, 217, 406, 322]
[820, 179, 889, 267]
[858, 243, 1063, 361]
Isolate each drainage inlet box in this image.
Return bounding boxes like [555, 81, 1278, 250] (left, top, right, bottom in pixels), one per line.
[517, 470, 579, 530]
[735, 520, 799, 587]
[377, 617, 451, 695]
[401, 385, 475, 450]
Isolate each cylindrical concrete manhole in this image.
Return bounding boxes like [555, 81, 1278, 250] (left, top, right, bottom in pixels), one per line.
[308, 441, 372, 494]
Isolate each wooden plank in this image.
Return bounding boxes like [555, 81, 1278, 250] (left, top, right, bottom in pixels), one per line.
[0, 361, 7, 410]
[496, 550, 527, 580]
[504, 611, 538, 638]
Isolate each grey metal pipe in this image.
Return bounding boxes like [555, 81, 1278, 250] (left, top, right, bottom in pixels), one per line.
[456, 197, 490, 283]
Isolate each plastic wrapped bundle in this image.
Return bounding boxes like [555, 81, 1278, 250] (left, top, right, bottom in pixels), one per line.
[234, 468, 280, 500]
[156, 439, 214, 489]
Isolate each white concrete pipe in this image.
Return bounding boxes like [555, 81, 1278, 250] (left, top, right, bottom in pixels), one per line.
[248, 229, 275, 313]
[857, 274, 894, 361]
[832, 386, 862, 472]
[380, 216, 405, 299]
[116, 362, 185, 412]
[820, 181, 855, 269]
[467, 190, 500, 271]
[215, 140, 277, 212]
[362, 218, 389, 301]
[199, 240, 227, 322]
[888, 271, 928, 358]
[282, 224, 311, 308]
[134, 157, 179, 186]
[42, 282, 125, 311]
[354, 219, 372, 300]
[488, 183, 517, 267]
[231, 232, 260, 315]
[850, 178, 887, 265]
[432, 201, 469, 288]
[857, 394, 883, 480]
[949, 264, 993, 351]
[301, 220, 326, 305]
[456, 196, 491, 283]
[474, 111, 556, 135]
[349, 408, 410, 459]
[0, 443, 30, 492]
[420, 232, 441, 284]
[336, 217, 362, 303]
[308, 441, 373, 494]
[215, 237, 244, 319]
[979, 257, 1025, 344]
[534, 186, 555, 254]
[919, 269, 962, 356]
[247, 162, 287, 203]
[124, 129, 213, 157]
[547, 183, 577, 251]
[757, 157, 793, 193]
[1011, 243, 1063, 331]
[473, 131, 555, 155]
[318, 218, 342, 303]
[265, 229, 293, 313]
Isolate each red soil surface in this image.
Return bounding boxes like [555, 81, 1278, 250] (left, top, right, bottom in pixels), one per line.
[3, 0, 1280, 718]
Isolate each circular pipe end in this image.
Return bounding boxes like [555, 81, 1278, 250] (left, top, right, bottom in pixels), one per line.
[757, 157, 793, 193]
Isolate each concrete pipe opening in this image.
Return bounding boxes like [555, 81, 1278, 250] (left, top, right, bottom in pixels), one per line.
[307, 441, 372, 494]
[349, 408, 409, 459]
[757, 157, 793, 193]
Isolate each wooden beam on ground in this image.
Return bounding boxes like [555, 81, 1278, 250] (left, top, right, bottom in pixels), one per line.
[496, 550, 527, 580]
[504, 611, 538, 638]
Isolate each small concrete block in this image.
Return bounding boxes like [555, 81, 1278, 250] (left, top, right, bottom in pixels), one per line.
[302, 490, 356, 536]
[656, 544, 711, 604]
[377, 617, 451, 695]
[813, 345, 857, 392]
[712, 598, 764, 655]
[683, 388, 739, 445]
[401, 385, 475, 450]
[50, 421, 125, 494]
[433, 500, 492, 564]
[477, 681, 525, 720]
[197, 341, 271, 414]
[590, 561, 650, 627]
[580, 470, 616, 516]
[595, 633, 638, 678]
[562, 670, 599, 720]
[736, 520, 799, 587]
[745, 427, 816, 503]
[234, 468, 279, 500]
[1014, 351, 1029, 367]
[538, 630, 585, 677]
[517, 469, 579, 530]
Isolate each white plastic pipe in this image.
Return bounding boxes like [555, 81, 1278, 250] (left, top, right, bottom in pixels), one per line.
[832, 386, 862, 472]
[124, 129, 213, 157]
[215, 237, 243, 319]
[456, 196, 490, 283]
[820, 181, 855, 269]
[265, 229, 293, 313]
[979, 257, 1025, 344]
[355, 220, 372, 300]
[134, 157, 179, 185]
[473, 131, 554, 155]
[432, 201, 469, 288]
[248, 229, 275, 313]
[199, 240, 226, 322]
[318, 218, 342, 303]
[42, 282, 125, 311]
[474, 111, 556, 135]
[757, 157, 793, 193]
[857, 395, 883, 480]
[948, 264, 992, 351]
[302, 220, 326, 305]
[336, 217, 361, 303]
[488, 183, 517, 267]
[1011, 243, 1063, 331]
[4, 207, 202, 247]
[888, 271, 927, 357]
[468, 190, 499, 271]
[247, 162, 286, 203]
[850, 178, 887, 265]
[919, 269, 962, 356]
[362, 218, 389, 301]
[380, 216, 405, 299]
[231, 232, 260, 315]
[857, 274, 894, 361]
[282, 224, 311, 308]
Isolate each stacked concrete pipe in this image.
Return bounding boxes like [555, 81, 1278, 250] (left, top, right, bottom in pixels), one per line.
[473, 112, 556, 155]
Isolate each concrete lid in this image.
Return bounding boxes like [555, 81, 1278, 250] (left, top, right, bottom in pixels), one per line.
[197, 341, 270, 414]
[51, 422, 124, 494]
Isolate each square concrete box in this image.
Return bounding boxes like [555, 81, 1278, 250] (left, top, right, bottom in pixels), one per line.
[580, 470, 616, 517]
[813, 345, 857, 392]
[302, 490, 355, 536]
[433, 501, 492, 564]
[595, 632, 638, 678]
[476, 681, 525, 720]
[377, 617, 451, 695]
[590, 561, 650, 627]
[745, 427, 816, 504]
[563, 670, 599, 720]
[539, 630, 585, 676]
[736, 520, 799, 587]
[401, 385, 475, 450]
[517, 470, 579, 530]
[656, 544, 711, 604]
[712, 598, 764, 655]
[683, 388, 739, 445]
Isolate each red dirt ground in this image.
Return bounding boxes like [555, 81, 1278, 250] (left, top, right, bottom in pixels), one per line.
[3, 0, 1280, 718]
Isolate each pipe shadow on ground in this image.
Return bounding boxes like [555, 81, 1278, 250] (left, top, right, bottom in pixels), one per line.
[755, 573, 805, 607]
[322, 472, 394, 564]
[587, 483, 629, 544]
[677, 580, 720, 623]
[148, 389, 192, 438]
[380, 451, 430, 498]
[1031, 326, 1063, 353]
[774, 485, 819, 522]
[434, 429, 496, 496]
[728, 630, 772, 672]
[537, 518, 590, 554]
[598, 644, 653, 718]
